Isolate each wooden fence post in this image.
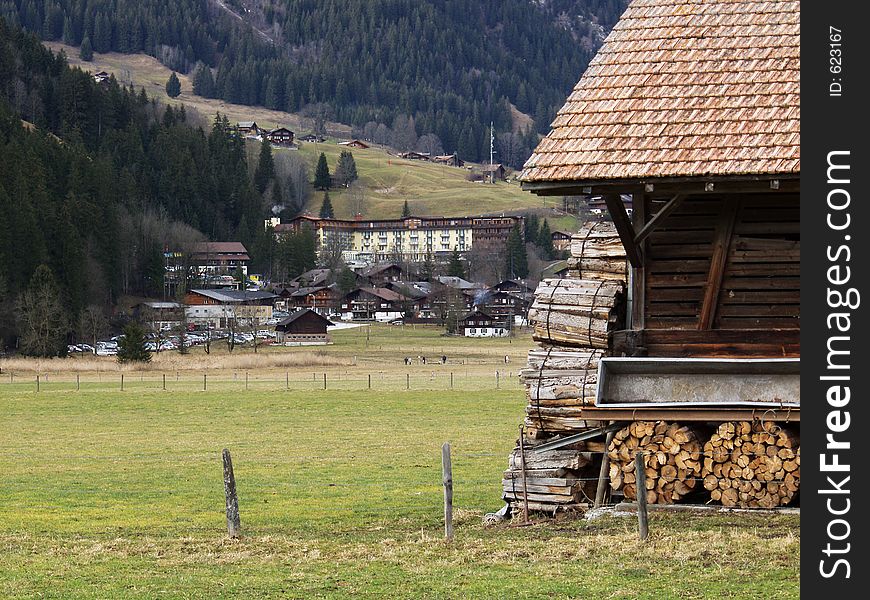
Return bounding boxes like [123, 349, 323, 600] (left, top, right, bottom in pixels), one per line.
[203, 374, 207, 391]
[442, 442, 454, 541]
[594, 429, 616, 508]
[286, 371, 289, 390]
[450, 372, 453, 389]
[368, 374, 371, 389]
[163, 373, 166, 390]
[406, 373, 410, 390]
[222, 448, 241, 538]
[120, 374, 124, 391]
[518, 425, 531, 524]
[76, 374, 80, 392]
[635, 451, 649, 541]
[36, 375, 39, 393]
[496, 370, 500, 389]
[245, 372, 249, 390]
[323, 373, 327, 390]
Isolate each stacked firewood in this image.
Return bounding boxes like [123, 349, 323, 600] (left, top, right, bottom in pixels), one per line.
[502, 221, 629, 516]
[520, 348, 604, 433]
[502, 446, 597, 512]
[567, 221, 627, 281]
[607, 421, 704, 504]
[528, 279, 625, 348]
[701, 421, 800, 508]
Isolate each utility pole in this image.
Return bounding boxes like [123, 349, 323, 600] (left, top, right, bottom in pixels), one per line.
[489, 121, 495, 184]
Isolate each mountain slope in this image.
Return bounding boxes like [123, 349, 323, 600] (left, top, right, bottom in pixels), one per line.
[5, 0, 628, 166]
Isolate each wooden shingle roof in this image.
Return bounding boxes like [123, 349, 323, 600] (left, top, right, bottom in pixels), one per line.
[520, 0, 799, 185]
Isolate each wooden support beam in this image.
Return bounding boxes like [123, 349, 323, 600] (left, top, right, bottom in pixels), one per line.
[604, 194, 643, 267]
[630, 193, 646, 331]
[698, 199, 740, 330]
[576, 407, 800, 422]
[633, 194, 684, 246]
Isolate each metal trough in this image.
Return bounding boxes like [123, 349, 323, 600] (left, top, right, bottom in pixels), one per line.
[595, 358, 799, 409]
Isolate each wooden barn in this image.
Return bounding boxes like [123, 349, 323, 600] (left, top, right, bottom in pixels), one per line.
[275, 309, 333, 345]
[506, 0, 801, 512]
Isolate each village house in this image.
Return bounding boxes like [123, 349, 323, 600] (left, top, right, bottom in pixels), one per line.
[356, 263, 404, 286]
[134, 301, 184, 331]
[338, 139, 370, 149]
[289, 268, 332, 289]
[189, 242, 250, 282]
[274, 309, 333, 345]
[551, 230, 573, 252]
[236, 121, 262, 138]
[459, 310, 510, 338]
[478, 163, 506, 181]
[265, 127, 295, 146]
[184, 289, 276, 329]
[397, 151, 430, 161]
[287, 284, 339, 316]
[339, 287, 409, 322]
[298, 134, 325, 143]
[474, 290, 531, 326]
[92, 71, 110, 84]
[432, 153, 464, 167]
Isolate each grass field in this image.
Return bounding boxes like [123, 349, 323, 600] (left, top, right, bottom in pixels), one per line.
[0, 325, 799, 598]
[41, 42, 577, 222]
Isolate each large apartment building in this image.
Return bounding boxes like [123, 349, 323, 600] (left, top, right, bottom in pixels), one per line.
[275, 215, 521, 262]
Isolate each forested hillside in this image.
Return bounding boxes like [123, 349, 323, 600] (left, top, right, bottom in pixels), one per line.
[0, 19, 312, 354]
[2, 0, 628, 167]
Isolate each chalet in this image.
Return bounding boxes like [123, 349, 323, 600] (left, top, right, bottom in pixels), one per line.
[339, 139, 370, 149]
[274, 309, 333, 345]
[339, 287, 409, 322]
[479, 163, 506, 181]
[459, 310, 509, 338]
[493, 279, 535, 295]
[266, 127, 295, 146]
[184, 289, 277, 329]
[134, 301, 184, 330]
[298, 134, 325, 143]
[356, 262, 404, 285]
[551, 230, 573, 252]
[290, 268, 332, 288]
[93, 71, 110, 84]
[435, 275, 482, 291]
[189, 242, 250, 279]
[236, 121, 262, 138]
[519, 0, 800, 420]
[398, 151, 430, 161]
[288, 284, 339, 316]
[474, 290, 531, 326]
[432, 153, 464, 168]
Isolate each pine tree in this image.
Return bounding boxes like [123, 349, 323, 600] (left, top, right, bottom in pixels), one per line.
[319, 192, 335, 218]
[401, 199, 410, 218]
[537, 219, 554, 259]
[166, 72, 181, 98]
[334, 150, 358, 187]
[504, 223, 528, 279]
[254, 139, 275, 194]
[80, 35, 93, 61]
[524, 213, 540, 243]
[447, 248, 464, 278]
[314, 152, 331, 190]
[270, 180, 283, 208]
[193, 64, 215, 98]
[117, 321, 151, 363]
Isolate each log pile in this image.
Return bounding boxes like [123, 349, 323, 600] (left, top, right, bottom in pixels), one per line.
[520, 348, 604, 433]
[701, 421, 800, 508]
[501, 220, 629, 516]
[567, 221, 627, 281]
[528, 279, 624, 348]
[502, 446, 596, 512]
[607, 421, 704, 504]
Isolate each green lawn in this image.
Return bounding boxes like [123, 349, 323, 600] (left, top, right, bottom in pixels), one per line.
[1, 383, 799, 599]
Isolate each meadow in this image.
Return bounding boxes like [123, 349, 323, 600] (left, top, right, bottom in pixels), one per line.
[0, 325, 799, 598]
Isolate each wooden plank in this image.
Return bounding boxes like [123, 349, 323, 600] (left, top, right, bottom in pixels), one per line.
[648, 259, 712, 274]
[575, 407, 800, 422]
[699, 199, 740, 330]
[721, 276, 801, 290]
[634, 194, 685, 245]
[604, 194, 643, 267]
